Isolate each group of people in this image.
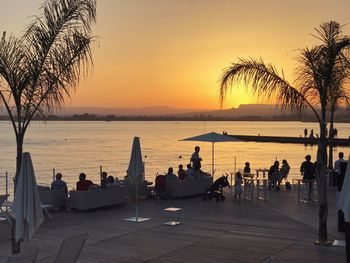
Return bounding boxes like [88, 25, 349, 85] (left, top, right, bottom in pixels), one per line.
[303, 127, 338, 138]
[230, 151, 348, 202]
[299, 152, 347, 200]
[163, 145, 210, 182]
[230, 159, 291, 201]
[268, 159, 291, 190]
[50, 171, 120, 193]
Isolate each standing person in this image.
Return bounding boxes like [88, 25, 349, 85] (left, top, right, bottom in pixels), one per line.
[309, 129, 314, 138]
[304, 128, 308, 137]
[233, 172, 243, 201]
[335, 152, 346, 174]
[191, 146, 202, 175]
[300, 155, 315, 200]
[335, 151, 348, 232]
[51, 172, 68, 193]
[100, 171, 108, 188]
[243, 162, 251, 175]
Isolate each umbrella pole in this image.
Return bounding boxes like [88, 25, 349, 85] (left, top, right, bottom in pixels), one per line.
[11, 217, 20, 254]
[135, 184, 138, 221]
[212, 142, 214, 177]
[231, 157, 236, 193]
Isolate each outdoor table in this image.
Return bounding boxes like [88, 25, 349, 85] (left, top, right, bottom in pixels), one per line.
[255, 178, 268, 201]
[255, 168, 269, 178]
[163, 207, 183, 226]
[292, 178, 303, 202]
[292, 178, 316, 203]
[326, 169, 336, 186]
[243, 177, 254, 200]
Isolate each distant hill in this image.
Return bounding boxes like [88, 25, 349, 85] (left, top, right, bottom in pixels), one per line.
[56, 104, 295, 118]
[45, 106, 213, 116]
[175, 104, 293, 118]
[1, 104, 349, 122]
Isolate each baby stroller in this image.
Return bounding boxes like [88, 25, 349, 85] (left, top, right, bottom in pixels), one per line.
[203, 174, 230, 201]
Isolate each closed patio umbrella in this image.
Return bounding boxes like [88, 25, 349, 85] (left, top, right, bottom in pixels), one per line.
[180, 132, 241, 176]
[12, 152, 44, 242]
[124, 137, 150, 222]
[127, 136, 144, 184]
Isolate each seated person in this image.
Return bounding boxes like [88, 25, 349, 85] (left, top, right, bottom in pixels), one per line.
[178, 164, 187, 181]
[114, 176, 120, 186]
[268, 161, 282, 190]
[51, 172, 68, 193]
[165, 167, 179, 181]
[106, 175, 115, 187]
[185, 164, 194, 179]
[76, 173, 94, 191]
[100, 171, 108, 188]
[280, 159, 290, 181]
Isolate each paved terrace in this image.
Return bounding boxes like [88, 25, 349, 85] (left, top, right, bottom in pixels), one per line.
[0, 187, 346, 263]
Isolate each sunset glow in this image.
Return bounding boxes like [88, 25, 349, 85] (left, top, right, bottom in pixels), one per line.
[1, 0, 349, 110]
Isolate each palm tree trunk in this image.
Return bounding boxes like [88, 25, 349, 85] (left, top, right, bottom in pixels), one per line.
[11, 133, 24, 254]
[15, 134, 23, 187]
[328, 109, 335, 169]
[316, 121, 329, 244]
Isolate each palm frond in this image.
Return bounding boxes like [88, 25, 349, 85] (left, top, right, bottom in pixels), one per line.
[18, 0, 97, 126]
[219, 58, 313, 117]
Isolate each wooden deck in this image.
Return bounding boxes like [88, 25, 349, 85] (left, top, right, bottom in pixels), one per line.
[0, 186, 346, 262]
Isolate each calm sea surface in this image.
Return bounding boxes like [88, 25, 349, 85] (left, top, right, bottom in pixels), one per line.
[0, 120, 349, 193]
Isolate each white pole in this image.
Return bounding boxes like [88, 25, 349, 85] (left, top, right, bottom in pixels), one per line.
[5, 172, 8, 196]
[53, 168, 55, 182]
[212, 142, 214, 177]
[100, 165, 103, 185]
[143, 161, 145, 182]
[231, 157, 236, 193]
[234, 157, 237, 172]
[135, 183, 138, 221]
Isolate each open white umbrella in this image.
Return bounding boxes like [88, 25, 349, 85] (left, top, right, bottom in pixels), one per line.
[180, 132, 241, 176]
[124, 137, 150, 222]
[12, 152, 44, 242]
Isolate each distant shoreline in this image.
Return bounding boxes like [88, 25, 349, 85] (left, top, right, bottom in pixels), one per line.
[1, 115, 349, 123]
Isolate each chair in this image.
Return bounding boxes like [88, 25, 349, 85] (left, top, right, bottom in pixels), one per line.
[0, 194, 11, 224]
[54, 232, 88, 263]
[6, 248, 39, 263]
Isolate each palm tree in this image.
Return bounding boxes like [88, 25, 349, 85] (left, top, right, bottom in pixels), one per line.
[219, 21, 350, 244]
[0, 0, 97, 253]
[314, 23, 350, 168]
[0, 0, 97, 184]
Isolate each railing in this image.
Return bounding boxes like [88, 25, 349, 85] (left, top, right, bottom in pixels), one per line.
[0, 172, 9, 196]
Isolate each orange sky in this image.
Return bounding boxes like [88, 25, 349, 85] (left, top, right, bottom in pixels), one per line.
[1, 0, 350, 110]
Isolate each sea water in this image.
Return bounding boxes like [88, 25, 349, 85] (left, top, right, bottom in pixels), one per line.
[0, 120, 349, 193]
